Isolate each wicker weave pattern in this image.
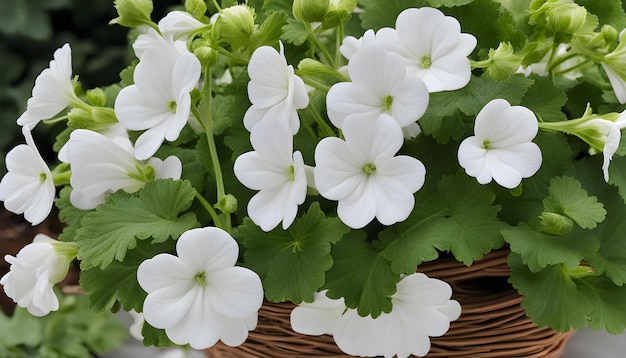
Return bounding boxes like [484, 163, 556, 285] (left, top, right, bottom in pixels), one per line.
[206, 248, 573, 357]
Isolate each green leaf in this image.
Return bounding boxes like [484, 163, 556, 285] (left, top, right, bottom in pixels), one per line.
[80, 240, 175, 312]
[0, 306, 43, 347]
[281, 17, 309, 46]
[503, 224, 601, 272]
[508, 253, 592, 332]
[585, 194, 626, 286]
[324, 231, 399, 318]
[577, 0, 626, 29]
[609, 156, 626, 204]
[249, 10, 288, 51]
[238, 202, 349, 303]
[76, 179, 198, 270]
[543, 176, 607, 229]
[521, 75, 568, 122]
[211, 95, 238, 135]
[578, 275, 626, 334]
[377, 171, 508, 273]
[141, 323, 176, 348]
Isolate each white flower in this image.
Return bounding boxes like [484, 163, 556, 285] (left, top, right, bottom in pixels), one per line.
[0, 127, 55, 226]
[244, 43, 309, 134]
[63, 129, 182, 210]
[1, 234, 74, 317]
[290, 273, 461, 358]
[376, 7, 477, 92]
[115, 51, 201, 160]
[137, 227, 263, 350]
[314, 114, 426, 229]
[339, 29, 376, 61]
[133, 27, 190, 61]
[158, 10, 207, 40]
[326, 44, 429, 130]
[17, 43, 80, 130]
[582, 116, 626, 182]
[233, 119, 307, 231]
[458, 99, 542, 189]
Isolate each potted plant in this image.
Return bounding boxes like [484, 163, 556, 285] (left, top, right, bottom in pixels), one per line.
[2, 0, 626, 357]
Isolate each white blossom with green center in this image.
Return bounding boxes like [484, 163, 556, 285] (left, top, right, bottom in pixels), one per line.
[314, 114, 426, 229]
[63, 129, 182, 210]
[115, 50, 201, 160]
[458, 99, 542, 189]
[327, 44, 429, 130]
[376, 7, 477, 92]
[244, 43, 309, 134]
[290, 273, 461, 358]
[0, 127, 55, 225]
[1, 234, 76, 317]
[137, 227, 263, 350]
[234, 119, 307, 231]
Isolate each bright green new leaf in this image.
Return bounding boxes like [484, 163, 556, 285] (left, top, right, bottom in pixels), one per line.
[76, 179, 197, 270]
[324, 231, 399, 318]
[503, 224, 601, 272]
[543, 176, 607, 229]
[80, 240, 175, 313]
[508, 253, 592, 332]
[238, 202, 349, 303]
[377, 171, 508, 273]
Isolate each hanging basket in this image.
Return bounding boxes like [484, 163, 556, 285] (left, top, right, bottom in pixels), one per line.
[206, 248, 574, 358]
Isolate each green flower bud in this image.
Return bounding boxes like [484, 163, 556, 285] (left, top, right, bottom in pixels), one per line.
[530, 0, 588, 35]
[216, 5, 256, 50]
[86, 88, 107, 107]
[215, 194, 238, 214]
[185, 0, 207, 19]
[194, 45, 218, 67]
[539, 211, 574, 235]
[602, 25, 619, 47]
[485, 42, 523, 81]
[110, 0, 154, 28]
[293, 0, 330, 23]
[91, 107, 118, 125]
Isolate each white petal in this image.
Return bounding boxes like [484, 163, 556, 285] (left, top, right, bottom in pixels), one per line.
[234, 152, 290, 191]
[171, 53, 201, 95]
[137, 253, 193, 293]
[151, 155, 183, 180]
[143, 281, 199, 329]
[602, 62, 626, 104]
[164, 288, 221, 349]
[158, 10, 207, 39]
[334, 310, 387, 357]
[247, 46, 290, 107]
[314, 137, 363, 200]
[206, 266, 263, 318]
[437, 300, 462, 322]
[176, 227, 239, 271]
[216, 312, 257, 347]
[337, 179, 376, 229]
[133, 121, 170, 160]
[290, 291, 345, 336]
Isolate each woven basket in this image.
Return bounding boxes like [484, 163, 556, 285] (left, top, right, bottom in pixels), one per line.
[206, 248, 574, 357]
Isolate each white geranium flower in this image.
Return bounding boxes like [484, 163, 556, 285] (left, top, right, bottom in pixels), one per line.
[233, 119, 307, 231]
[290, 273, 461, 358]
[376, 7, 477, 92]
[1, 234, 75, 317]
[17, 43, 81, 129]
[326, 44, 429, 130]
[115, 51, 201, 160]
[458, 99, 542, 189]
[314, 114, 426, 229]
[0, 127, 55, 226]
[137, 227, 263, 350]
[158, 10, 207, 40]
[64, 129, 182, 210]
[244, 43, 309, 134]
[339, 29, 376, 61]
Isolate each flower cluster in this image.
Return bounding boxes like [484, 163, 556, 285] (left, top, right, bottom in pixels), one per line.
[2, 0, 626, 357]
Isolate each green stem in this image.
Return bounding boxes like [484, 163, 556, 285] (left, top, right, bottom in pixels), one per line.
[210, 0, 222, 12]
[305, 106, 336, 138]
[201, 66, 232, 232]
[546, 51, 583, 73]
[334, 21, 345, 69]
[214, 45, 248, 66]
[308, 23, 335, 67]
[53, 172, 72, 186]
[195, 191, 222, 227]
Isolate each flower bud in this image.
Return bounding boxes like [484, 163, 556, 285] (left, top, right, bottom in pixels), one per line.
[185, 0, 207, 19]
[216, 194, 238, 214]
[540, 211, 574, 235]
[485, 42, 523, 81]
[86, 88, 107, 107]
[216, 5, 256, 50]
[293, 0, 330, 23]
[602, 25, 619, 46]
[110, 0, 154, 28]
[530, 0, 588, 34]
